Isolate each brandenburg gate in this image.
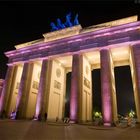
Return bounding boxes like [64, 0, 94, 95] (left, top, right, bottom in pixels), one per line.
[0, 15, 140, 126]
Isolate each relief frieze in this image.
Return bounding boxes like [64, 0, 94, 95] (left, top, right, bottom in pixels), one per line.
[84, 77, 90, 89]
[54, 80, 61, 90]
[32, 81, 39, 90]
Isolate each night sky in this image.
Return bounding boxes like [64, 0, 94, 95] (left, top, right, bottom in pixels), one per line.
[0, 1, 140, 116]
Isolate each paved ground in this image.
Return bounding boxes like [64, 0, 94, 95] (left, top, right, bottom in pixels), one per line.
[0, 120, 140, 140]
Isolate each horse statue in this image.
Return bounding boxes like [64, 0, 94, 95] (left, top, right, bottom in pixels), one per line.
[50, 22, 58, 31]
[57, 18, 65, 29]
[65, 12, 73, 27]
[73, 14, 79, 25]
[50, 13, 79, 31]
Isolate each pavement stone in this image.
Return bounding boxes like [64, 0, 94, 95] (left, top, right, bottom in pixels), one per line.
[0, 120, 140, 140]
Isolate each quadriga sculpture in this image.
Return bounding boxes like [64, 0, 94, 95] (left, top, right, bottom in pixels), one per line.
[50, 13, 79, 31]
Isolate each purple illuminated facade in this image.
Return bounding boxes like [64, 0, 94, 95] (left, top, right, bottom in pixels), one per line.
[0, 79, 4, 99]
[100, 49, 113, 125]
[70, 54, 80, 122]
[0, 16, 140, 125]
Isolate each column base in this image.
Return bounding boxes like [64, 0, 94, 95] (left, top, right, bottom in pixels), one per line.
[104, 123, 111, 126]
[69, 120, 77, 124]
[33, 117, 38, 121]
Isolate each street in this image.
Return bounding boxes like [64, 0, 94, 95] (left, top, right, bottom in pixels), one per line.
[0, 120, 140, 140]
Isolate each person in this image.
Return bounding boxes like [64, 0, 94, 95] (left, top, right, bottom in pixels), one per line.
[15, 110, 19, 120]
[10, 110, 15, 119]
[63, 117, 66, 123]
[63, 117, 70, 123]
[44, 112, 48, 122]
[66, 117, 70, 123]
[32, 114, 35, 120]
[56, 116, 59, 122]
[38, 113, 42, 121]
[127, 116, 132, 126]
[2, 110, 6, 119]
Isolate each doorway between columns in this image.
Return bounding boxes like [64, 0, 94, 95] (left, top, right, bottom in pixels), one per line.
[64, 72, 71, 118]
[92, 69, 102, 121]
[114, 66, 136, 119]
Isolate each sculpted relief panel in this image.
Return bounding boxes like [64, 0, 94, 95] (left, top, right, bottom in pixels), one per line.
[32, 81, 39, 90]
[84, 77, 90, 89]
[56, 68, 61, 78]
[54, 80, 61, 90]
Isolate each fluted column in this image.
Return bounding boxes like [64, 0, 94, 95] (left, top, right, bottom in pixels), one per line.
[0, 80, 3, 98]
[130, 44, 140, 122]
[0, 65, 15, 117]
[35, 59, 50, 119]
[110, 53, 118, 122]
[15, 62, 33, 118]
[70, 54, 81, 122]
[100, 49, 113, 126]
[0, 87, 2, 98]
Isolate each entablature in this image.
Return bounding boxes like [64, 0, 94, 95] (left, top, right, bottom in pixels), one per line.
[5, 20, 140, 65]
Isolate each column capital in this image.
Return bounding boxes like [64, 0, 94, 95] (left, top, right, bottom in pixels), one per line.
[100, 47, 109, 52]
[7, 63, 14, 66]
[72, 52, 79, 55]
[25, 60, 35, 64]
[131, 43, 140, 50]
[131, 42, 140, 48]
[41, 58, 49, 61]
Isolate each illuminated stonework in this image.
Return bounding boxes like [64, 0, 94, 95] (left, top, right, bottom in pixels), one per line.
[0, 79, 4, 98]
[43, 25, 82, 42]
[56, 68, 61, 78]
[1, 16, 140, 126]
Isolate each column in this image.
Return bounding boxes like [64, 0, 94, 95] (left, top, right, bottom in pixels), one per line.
[70, 54, 81, 123]
[15, 62, 33, 118]
[6, 66, 19, 115]
[35, 59, 49, 119]
[100, 48, 113, 126]
[130, 44, 140, 122]
[0, 80, 3, 98]
[0, 65, 15, 117]
[110, 54, 118, 122]
[0, 86, 2, 98]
